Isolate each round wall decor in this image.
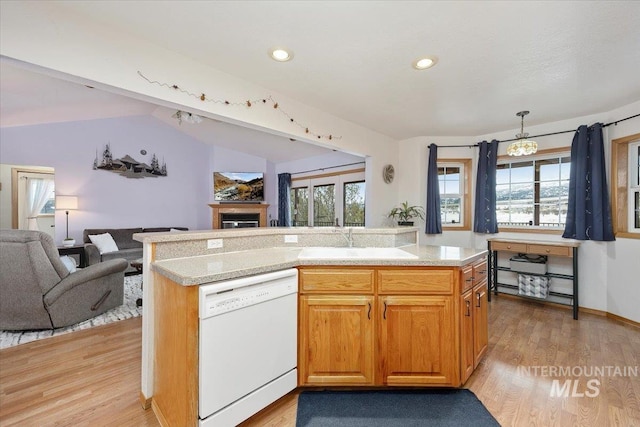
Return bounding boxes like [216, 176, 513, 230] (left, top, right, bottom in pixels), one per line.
[382, 164, 395, 184]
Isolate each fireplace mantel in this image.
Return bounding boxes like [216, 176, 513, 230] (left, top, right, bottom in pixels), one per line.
[209, 203, 269, 229]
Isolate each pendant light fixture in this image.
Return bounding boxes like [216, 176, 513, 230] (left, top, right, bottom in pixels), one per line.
[507, 110, 538, 156]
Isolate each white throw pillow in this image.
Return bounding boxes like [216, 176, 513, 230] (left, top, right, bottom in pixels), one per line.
[88, 232, 119, 254]
[60, 255, 77, 273]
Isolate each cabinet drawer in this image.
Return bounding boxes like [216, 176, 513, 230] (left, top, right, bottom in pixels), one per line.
[378, 269, 454, 295]
[299, 269, 374, 293]
[473, 260, 488, 285]
[490, 241, 527, 252]
[526, 244, 571, 257]
[460, 265, 474, 293]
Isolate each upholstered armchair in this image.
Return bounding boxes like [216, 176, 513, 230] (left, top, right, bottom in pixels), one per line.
[0, 229, 128, 330]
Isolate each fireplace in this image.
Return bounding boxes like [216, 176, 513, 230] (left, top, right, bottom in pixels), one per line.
[209, 203, 269, 229]
[221, 213, 260, 229]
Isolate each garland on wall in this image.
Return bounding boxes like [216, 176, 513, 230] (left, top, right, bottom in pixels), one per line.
[137, 71, 341, 142]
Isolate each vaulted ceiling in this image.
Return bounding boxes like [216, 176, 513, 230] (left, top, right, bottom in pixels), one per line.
[2, 1, 639, 155]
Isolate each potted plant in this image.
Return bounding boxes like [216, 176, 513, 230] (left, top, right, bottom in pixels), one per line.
[388, 201, 425, 226]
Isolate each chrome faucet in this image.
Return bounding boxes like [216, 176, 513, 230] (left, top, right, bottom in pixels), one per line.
[335, 227, 354, 247]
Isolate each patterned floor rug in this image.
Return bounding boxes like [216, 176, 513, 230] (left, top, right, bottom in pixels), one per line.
[0, 275, 142, 349]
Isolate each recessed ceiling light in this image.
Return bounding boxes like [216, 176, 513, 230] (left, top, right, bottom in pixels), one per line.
[412, 56, 438, 70]
[269, 48, 293, 62]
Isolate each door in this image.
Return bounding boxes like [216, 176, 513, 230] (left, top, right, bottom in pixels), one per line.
[11, 168, 55, 239]
[473, 281, 488, 368]
[378, 296, 456, 386]
[299, 295, 374, 385]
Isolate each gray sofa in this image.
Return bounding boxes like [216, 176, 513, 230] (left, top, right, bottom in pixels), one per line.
[83, 227, 187, 274]
[0, 229, 128, 330]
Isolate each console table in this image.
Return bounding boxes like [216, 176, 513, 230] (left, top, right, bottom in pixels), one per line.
[487, 238, 580, 319]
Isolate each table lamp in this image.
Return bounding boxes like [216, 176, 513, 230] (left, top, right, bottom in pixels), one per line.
[56, 195, 78, 247]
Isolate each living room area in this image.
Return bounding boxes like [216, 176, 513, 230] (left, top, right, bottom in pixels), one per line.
[0, 59, 366, 348]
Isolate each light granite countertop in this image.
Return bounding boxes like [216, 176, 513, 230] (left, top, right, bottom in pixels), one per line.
[152, 245, 488, 285]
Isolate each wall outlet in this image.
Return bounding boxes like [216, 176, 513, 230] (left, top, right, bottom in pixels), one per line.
[207, 239, 223, 249]
[284, 235, 298, 243]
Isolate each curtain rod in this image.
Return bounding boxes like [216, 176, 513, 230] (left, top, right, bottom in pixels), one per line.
[437, 113, 640, 148]
[291, 161, 365, 176]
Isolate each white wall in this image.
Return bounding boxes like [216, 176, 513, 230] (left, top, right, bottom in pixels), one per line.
[0, 116, 211, 243]
[603, 101, 640, 323]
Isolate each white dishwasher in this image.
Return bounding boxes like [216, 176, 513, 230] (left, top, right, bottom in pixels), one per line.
[198, 268, 298, 427]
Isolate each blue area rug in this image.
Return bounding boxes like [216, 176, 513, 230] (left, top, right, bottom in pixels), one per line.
[296, 389, 500, 427]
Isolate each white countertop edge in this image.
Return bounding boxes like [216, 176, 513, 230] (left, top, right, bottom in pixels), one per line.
[134, 226, 419, 243]
[151, 246, 489, 286]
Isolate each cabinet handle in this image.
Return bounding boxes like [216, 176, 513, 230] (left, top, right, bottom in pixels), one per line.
[478, 270, 486, 274]
[367, 302, 371, 320]
[476, 292, 482, 308]
[383, 301, 387, 320]
[466, 277, 473, 283]
[465, 300, 471, 317]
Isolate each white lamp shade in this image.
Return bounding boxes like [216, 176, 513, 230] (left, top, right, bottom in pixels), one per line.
[56, 196, 78, 210]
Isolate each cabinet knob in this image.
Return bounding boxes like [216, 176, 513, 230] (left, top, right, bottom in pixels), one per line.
[545, 249, 551, 253]
[507, 245, 511, 249]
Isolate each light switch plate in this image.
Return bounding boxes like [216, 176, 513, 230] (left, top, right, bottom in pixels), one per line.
[284, 235, 298, 243]
[207, 239, 223, 249]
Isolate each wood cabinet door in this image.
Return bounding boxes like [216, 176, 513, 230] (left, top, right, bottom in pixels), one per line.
[299, 295, 374, 385]
[473, 281, 488, 368]
[460, 289, 474, 384]
[378, 296, 456, 386]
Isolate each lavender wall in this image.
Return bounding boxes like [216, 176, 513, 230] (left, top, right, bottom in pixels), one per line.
[0, 115, 211, 245]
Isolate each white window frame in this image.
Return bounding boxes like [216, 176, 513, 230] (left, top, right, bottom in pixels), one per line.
[437, 162, 465, 228]
[628, 140, 640, 234]
[496, 150, 571, 231]
[434, 158, 471, 230]
[291, 169, 365, 227]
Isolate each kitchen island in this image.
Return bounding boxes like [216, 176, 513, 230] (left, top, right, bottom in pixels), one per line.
[134, 227, 488, 426]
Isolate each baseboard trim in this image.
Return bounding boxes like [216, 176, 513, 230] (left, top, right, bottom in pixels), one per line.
[494, 293, 638, 327]
[139, 391, 152, 410]
[606, 312, 640, 328]
[152, 400, 170, 427]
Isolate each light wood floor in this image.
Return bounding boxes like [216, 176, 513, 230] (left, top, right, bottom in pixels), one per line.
[1, 297, 638, 427]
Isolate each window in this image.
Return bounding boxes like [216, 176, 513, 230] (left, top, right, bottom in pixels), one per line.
[343, 181, 365, 226]
[40, 184, 56, 214]
[437, 159, 471, 230]
[290, 187, 309, 226]
[291, 168, 365, 227]
[496, 153, 570, 228]
[627, 141, 640, 233]
[611, 133, 640, 238]
[313, 184, 335, 226]
[438, 166, 461, 225]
